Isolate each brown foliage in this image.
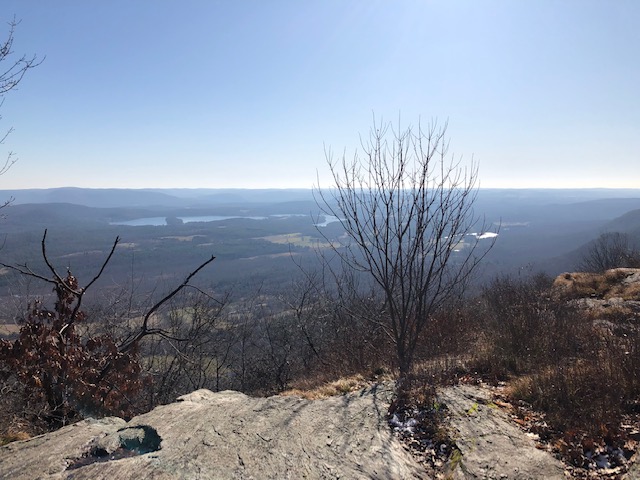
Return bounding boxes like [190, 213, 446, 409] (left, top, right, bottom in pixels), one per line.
[0, 231, 216, 434]
[0, 271, 146, 428]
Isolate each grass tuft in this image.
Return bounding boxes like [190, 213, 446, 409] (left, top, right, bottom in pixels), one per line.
[280, 374, 375, 400]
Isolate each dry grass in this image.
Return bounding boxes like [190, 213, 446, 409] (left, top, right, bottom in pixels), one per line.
[0, 430, 30, 446]
[280, 373, 385, 400]
[553, 272, 606, 298]
[553, 268, 640, 300]
[610, 281, 640, 300]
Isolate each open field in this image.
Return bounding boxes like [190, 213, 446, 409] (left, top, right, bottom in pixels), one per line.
[260, 232, 333, 249]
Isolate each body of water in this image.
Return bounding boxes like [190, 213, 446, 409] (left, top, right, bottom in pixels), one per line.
[110, 215, 267, 226]
[110, 214, 341, 227]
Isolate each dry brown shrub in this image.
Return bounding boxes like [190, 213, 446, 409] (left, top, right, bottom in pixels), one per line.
[506, 311, 640, 446]
[507, 359, 623, 434]
[477, 274, 589, 378]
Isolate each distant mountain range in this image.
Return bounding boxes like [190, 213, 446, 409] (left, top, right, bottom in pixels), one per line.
[0, 188, 315, 208]
[2, 187, 640, 207]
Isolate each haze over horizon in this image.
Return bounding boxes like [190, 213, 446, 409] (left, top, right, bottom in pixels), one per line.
[4, 186, 640, 193]
[0, 1, 638, 190]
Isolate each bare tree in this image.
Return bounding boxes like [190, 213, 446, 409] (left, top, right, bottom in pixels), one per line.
[143, 290, 231, 406]
[578, 231, 640, 273]
[315, 118, 493, 379]
[0, 19, 40, 163]
[0, 17, 41, 208]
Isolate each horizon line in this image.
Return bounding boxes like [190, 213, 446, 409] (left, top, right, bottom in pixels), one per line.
[2, 186, 640, 192]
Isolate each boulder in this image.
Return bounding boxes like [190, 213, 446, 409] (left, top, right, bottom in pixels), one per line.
[0, 385, 425, 479]
[0, 383, 581, 479]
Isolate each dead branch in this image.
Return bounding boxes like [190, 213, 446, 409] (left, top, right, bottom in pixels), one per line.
[99, 254, 216, 382]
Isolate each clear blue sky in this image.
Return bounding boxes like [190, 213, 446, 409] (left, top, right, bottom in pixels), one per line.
[0, 1, 638, 189]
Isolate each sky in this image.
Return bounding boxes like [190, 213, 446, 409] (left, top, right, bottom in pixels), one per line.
[0, 1, 638, 190]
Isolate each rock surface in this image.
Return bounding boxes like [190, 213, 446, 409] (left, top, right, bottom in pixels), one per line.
[0, 383, 575, 479]
[0, 384, 424, 479]
[439, 385, 565, 480]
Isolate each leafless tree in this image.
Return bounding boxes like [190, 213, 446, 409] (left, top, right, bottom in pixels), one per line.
[578, 231, 640, 273]
[0, 19, 40, 164]
[0, 17, 41, 209]
[143, 290, 231, 407]
[315, 118, 494, 379]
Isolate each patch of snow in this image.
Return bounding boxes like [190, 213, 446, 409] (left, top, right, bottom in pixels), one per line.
[389, 414, 418, 434]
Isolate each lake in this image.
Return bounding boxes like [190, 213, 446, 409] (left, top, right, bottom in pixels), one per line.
[111, 214, 341, 227]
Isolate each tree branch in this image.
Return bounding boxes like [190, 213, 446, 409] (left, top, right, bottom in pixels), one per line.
[119, 254, 216, 354]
